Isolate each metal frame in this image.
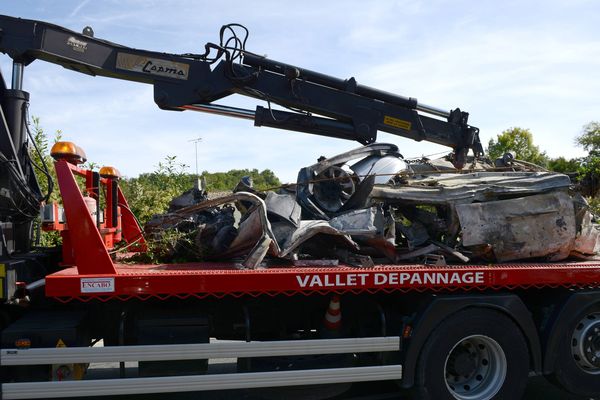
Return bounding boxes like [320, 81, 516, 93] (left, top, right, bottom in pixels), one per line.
[2, 365, 403, 399]
[1, 337, 401, 399]
[1, 337, 399, 365]
[51, 159, 146, 274]
[54, 160, 116, 274]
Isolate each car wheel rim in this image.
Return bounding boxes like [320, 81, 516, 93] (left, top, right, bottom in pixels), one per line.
[444, 334, 507, 400]
[571, 312, 600, 374]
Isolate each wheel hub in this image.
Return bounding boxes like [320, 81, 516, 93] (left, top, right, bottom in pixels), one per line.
[444, 335, 507, 400]
[447, 345, 478, 378]
[571, 312, 600, 373]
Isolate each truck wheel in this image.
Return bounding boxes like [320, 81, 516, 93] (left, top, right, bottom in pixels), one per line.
[413, 309, 529, 400]
[551, 307, 600, 396]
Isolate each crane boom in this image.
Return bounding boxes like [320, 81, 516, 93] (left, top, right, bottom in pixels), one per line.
[0, 15, 483, 168]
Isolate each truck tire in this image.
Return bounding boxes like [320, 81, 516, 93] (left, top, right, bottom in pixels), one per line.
[412, 308, 529, 400]
[550, 305, 600, 397]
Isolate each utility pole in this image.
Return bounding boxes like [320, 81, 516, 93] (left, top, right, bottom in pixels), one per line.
[188, 137, 202, 190]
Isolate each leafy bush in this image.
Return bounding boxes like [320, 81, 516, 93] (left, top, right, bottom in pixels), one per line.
[120, 159, 281, 226]
[29, 117, 62, 246]
[201, 168, 280, 192]
[120, 156, 193, 225]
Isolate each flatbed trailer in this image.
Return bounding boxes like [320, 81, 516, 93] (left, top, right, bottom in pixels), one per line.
[1, 14, 600, 400]
[4, 255, 600, 399]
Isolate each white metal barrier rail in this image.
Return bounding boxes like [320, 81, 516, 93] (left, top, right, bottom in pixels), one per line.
[1, 336, 402, 399]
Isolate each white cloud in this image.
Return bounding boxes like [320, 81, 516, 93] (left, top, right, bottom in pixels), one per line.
[68, 0, 90, 18]
[2, 0, 600, 183]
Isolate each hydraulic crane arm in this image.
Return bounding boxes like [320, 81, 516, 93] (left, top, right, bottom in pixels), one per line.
[0, 15, 483, 168]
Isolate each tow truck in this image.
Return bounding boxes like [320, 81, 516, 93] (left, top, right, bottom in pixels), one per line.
[0, 15, 599, 400]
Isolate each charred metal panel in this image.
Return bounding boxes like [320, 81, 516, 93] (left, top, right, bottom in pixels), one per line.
[278, 220, 359, 258]
[456, 191, 576, 262]
[572, 211, 600, 258]
[329, 207, 384, 236]
[265, 192, 301, 227]
[371, 172, 571, 204]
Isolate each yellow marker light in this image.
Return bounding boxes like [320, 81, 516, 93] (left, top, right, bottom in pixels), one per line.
[99, 166, 121, 179]
[15, 338, 31, 348]
[50, 141, 87, 164]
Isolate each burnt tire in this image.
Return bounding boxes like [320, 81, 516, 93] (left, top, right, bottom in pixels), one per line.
[550, 305, 600, 397]
[412, 308, 529, 400]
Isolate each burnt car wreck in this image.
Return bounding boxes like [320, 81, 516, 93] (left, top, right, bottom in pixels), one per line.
[145, 144, 600, 268]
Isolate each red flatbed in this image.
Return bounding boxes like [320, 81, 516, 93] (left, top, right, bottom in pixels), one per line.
[45, 261, 600, 302]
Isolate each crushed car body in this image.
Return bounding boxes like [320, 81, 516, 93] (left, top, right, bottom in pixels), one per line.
[144, 144, 600, 268]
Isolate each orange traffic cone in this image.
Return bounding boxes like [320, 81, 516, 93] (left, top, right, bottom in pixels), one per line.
[323, 295, 342, 332]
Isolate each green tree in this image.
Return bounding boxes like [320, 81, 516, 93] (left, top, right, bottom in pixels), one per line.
[201, 168, 281, 192]
[487, 127, 548, 166]
[29, 116, 61, 204]
[120, 165, 282, 226]
[28, 117, 66, 246]
[575, 121, 600, 152]
[574, 122, 600, 197]
[547, 157, 581, 174]
[120, 156, 192, 225]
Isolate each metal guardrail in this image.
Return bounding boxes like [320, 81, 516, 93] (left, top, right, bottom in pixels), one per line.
[1, 336, 402, 399]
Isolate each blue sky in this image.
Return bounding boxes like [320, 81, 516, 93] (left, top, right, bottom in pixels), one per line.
[1, 0, 599, 182]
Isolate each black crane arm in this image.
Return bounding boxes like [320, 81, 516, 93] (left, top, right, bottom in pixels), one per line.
[0, 15, 483, 168]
